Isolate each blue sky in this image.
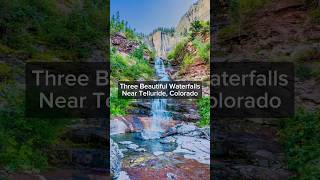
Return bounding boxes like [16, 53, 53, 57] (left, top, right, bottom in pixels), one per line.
[110, 0, 198, 34]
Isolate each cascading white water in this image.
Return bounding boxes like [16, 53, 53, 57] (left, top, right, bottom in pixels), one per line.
[150, 58, 171, 132]
[139, 58, 171, 140]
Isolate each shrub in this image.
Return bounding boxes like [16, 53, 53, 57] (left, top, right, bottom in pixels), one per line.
[296, 64, 313, 80]
[197, 96, 210, 127]
[110, 88, 131, 116]
[189, 21, 209, 40]
[0, 82, 70, 171]
[167, 39, 187, 60]
[180, 54, 194, 73]
[111, 11, 138, 41]
[193, 38, 210, 63]
[0, 63, 12, 79]
[280, 109, 320, 179]
[0, 0, 107, 59]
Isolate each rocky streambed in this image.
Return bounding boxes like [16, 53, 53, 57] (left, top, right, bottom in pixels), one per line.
[110, 123, 210, 180]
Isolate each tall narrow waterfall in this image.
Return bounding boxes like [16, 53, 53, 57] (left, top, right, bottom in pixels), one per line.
[150, 58, 171, 132]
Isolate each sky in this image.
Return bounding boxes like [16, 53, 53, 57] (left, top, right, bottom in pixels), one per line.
[110, 0, 198, 34]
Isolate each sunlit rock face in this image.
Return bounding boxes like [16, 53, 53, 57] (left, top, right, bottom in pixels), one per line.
[147, 0, 210, 58]
[175, 0, 210, 36]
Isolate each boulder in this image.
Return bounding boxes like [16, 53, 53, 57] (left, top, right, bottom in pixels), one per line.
[153, 151, 164, 156]
[160, 136, 176, 144]
[110, 139, 123, 179]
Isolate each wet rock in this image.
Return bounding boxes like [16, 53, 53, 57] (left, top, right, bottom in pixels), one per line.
[119, 141, 133, 145]
[199, 127, 210, 140]
[119, 149, 128, 154]
[110, 139, 123, 179]
[111, 118, 128, 135]
[161, 126, 178, 137]
[153, 151, 164, 156]
[127, 144, 139, 151]
[136, 148, 147, 152]
[118, 171, 130, 180]
[160, 136, 176, 144]
[176, 123, 197, 134]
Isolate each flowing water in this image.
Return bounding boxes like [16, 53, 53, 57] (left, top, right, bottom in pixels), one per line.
[150, 58, 172, 132]
[112, 58, 175, 151]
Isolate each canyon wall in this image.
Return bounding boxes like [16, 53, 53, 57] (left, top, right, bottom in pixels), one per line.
[148, 0, 210, 58]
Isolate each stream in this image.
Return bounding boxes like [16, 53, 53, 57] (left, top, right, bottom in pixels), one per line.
[111, 58, 210, 180]
[112, 57, 176, 153]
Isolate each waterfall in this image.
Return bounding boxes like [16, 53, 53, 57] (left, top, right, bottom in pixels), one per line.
[151, 58, 171, 132]
[139, 58, 171, 140]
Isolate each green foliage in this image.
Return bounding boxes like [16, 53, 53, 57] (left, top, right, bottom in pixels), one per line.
[130, 44, 147, 60]
[280, 109, 320, 179]
[110, 50, 152, 83]
[193, 38, 210, 63]
[110, 48, 152, 116]
[0, 63, 12, 79]
[150, 49, 156, 60]
[310, 9, 320, 24]
[0, 82, 70, 171]
[189, 21, 209, 40]
[0, 0, 107, 59]
[296, 64, 313, 80]
[229, 0, 265, 23]
[110, 88, 131, 116]
[293, 48, 318, 62]
[167, 39, 187, 60]
[217, 24, 239, 41]
[197, 96, 210, 127]
[238, 0, 265, 15]
[111, 11, 138, 41]
[180, 54, 195, 73]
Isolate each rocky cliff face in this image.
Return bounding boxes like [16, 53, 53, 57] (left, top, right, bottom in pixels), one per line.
[148, 0, 210, 58]
[149, 31, 178, 58]
[175, 0, 210, 36]
[213, 0, 320, 179]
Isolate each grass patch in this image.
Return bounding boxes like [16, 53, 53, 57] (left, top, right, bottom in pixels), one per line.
[167, 39, 187, 60]
[110, 88, 132, 117]
[197, 96, 210, 127]
[193, 38, 210, 63]
[180, 54, 195, 73]
[280, 109, 320, 179]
